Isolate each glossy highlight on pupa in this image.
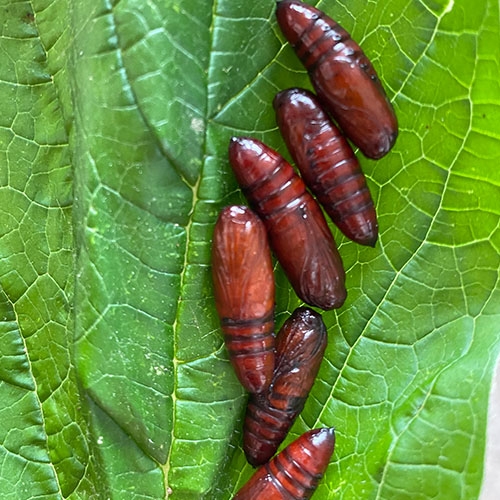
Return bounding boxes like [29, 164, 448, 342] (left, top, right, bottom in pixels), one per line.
[276, 0, 398, 159]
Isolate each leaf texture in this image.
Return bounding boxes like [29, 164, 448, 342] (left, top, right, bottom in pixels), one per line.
[0, 0, 499, 498]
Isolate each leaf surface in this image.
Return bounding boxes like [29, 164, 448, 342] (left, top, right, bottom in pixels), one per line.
[0, 0, 499, 498]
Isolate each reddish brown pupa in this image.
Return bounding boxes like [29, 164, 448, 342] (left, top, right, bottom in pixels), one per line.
[228, 136, 346, 310]
[244, 307, 327, 467]
[274, 88, 378, 247]
[276, 0, 398, 159]
[234, 428, 335, 499]
[212, 205, 275, 394]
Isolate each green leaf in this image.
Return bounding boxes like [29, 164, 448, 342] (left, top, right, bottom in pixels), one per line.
[1, 0, 499, 498]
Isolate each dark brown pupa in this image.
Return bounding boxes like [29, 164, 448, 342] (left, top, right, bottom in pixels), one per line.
[234, 428, 335, 500]
[228, 136, 346, 311]
[275, 0, 398, 159]
[274, 88, 378, 247]
[212, 205, 275, 394]
[243, 307, 327, 467]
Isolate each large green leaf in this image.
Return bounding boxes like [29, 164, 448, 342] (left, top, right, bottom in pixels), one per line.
[1, 0, 499, 498]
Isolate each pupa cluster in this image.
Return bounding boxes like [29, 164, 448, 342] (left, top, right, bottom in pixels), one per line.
[212, 1, 398, 498]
